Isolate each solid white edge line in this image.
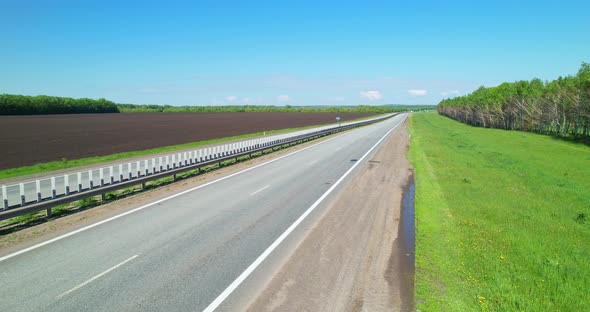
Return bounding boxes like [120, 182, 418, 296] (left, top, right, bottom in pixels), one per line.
[0, 118, 386, 263]
[56, 254, 139, 299]
[249, 185, 271, 196]
[202, 115, 405, 312]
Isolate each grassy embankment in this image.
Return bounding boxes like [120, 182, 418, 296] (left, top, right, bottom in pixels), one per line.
[409, 113, 590, 311]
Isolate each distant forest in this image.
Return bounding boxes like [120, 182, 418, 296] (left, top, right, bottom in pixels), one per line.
[116, 103, 435, 113]
[0, 94, 119, 115]
[0, 93, 434, 115]
[438, 62, 590, 140]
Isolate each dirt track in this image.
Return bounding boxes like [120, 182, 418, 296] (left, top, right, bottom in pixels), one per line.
[248, 121, 413, 311]
[0, 112, 374, 170]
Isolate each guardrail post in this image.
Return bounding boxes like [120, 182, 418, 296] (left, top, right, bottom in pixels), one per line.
[159, 157, 164, 172]
[172, 155, 176, 169]
[20, 183, 25, 206]
[100, 168, 105, 187]
[144, 160, 149, 175]
[89, 170, 94, 189]
[110, 166, 115, 184]
[128, 163, 133, 179]
[51, 177, 56, 199]
[36, 180, 42, 202]
[152, 158, 157, 173]
[78, 172, 82, 192]
[118, 164, 124, 181]
[64, 174, 70, 195]
[137, 161, 141, 177]
[2, 185, 7, 210]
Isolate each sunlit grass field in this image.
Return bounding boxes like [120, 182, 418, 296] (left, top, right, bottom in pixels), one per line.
[409, 113, 590, 311]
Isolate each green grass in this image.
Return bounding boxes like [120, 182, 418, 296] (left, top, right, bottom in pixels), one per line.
[409, 113, 590, 311]
[0, 119, 367, 181]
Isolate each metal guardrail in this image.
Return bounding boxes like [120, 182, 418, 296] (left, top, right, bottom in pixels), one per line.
[0, 114, 396, 221]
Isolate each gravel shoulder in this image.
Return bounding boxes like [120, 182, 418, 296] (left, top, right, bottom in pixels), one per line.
[247, 120, 412, 312]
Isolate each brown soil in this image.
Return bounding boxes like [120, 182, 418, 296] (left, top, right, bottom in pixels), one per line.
[247, 120, 413, 312]
[0, 112, 374, 170]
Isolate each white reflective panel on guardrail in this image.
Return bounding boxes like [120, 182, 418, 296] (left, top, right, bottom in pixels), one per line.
[0, 113, 395, 210]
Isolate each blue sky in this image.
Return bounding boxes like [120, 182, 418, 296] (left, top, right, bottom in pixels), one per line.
[1, 0, 589, 106]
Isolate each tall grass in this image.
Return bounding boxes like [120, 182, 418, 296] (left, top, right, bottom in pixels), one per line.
[409, 113, 590, 311]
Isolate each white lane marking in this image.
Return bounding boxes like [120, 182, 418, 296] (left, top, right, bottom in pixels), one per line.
[250, 185, 271, 196]
[202, 115, 405, 312]
[309, 160, 318, 165]
[56, 254, 139, 299]
[0, 116, 404, 263]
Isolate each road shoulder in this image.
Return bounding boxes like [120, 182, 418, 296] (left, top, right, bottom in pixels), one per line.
[247, 121, 413, 312]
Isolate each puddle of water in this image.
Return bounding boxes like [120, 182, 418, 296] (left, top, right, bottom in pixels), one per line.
[398, 173, 415, 311]
[401, 174, 415, 265]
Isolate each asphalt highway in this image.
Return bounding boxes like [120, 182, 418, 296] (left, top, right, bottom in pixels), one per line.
[0, 113, 406, 311]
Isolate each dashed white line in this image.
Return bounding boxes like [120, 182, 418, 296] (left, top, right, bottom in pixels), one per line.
[56, 254, 139, 299]
[250, 185, 271, 196]
[0, 131, 349, 263]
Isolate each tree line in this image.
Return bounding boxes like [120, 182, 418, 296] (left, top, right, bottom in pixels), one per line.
[438, 63, 590, 140]
[117, 103, 435, 114]
[0, 92, 435, 115]
[0, 94, 120, 115]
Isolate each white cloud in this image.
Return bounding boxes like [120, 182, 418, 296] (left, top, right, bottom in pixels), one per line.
[408, 89, 428, 96]
[440, 90, 460, 97]
[277, 95, 291, 102]
[360, 90, 383, 100]
[225, 95, 238, 102]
